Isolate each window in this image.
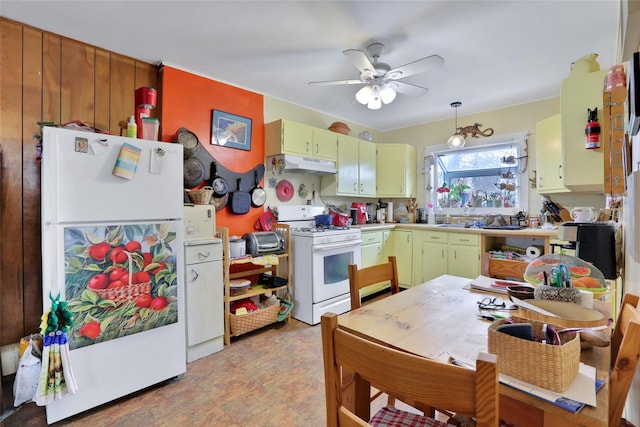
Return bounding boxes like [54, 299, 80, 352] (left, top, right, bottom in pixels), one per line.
[428, 133, 528, 214]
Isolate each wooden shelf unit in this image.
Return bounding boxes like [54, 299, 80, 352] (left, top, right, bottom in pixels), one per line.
[220, 224, 291, 345]
[481, 232, 551, 280]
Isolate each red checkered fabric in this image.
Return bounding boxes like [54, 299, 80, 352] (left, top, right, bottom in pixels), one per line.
[369, 406, 453, 427]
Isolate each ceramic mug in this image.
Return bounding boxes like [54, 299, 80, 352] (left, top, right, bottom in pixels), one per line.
[570, 206, 595, 222]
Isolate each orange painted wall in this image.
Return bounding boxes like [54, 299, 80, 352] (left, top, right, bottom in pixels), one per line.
[160, 66, 264, 237]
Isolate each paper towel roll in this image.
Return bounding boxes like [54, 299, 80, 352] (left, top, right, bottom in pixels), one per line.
[578, 289, 594, 308]
[526, 246, 541, 259]
[386, 202, 393, 223]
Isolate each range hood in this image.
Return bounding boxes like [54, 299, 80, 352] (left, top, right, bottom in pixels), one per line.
[267, 154, 336, 175]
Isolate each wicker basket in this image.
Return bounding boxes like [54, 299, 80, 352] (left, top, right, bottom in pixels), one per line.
[229, 303, 279, 336]
[187, 186, 214, 205]
[93, 251, 151, 302]
[487, 316, 580, 392]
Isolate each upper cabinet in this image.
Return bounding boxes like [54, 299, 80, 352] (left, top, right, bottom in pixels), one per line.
[376, 144, 416, 198]
[264, 119, 337, 161]
[536, 114, 569, 193]
[322, 135, 376, 197]
[536, 67, 607, 193]
[311, 128, 338, 160]
[560, 69, 607, 191]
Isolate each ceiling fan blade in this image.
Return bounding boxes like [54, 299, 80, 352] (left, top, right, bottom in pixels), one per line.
[308, 79, 365, 86]
[386, 54, 444, 80]
[387, 81, 429, 97]
[343, 49, 376, 76]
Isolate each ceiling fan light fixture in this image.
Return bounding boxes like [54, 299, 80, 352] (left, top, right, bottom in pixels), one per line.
[367, 93, 382, 110]
[355, 85, 373, 104]
[379, 84, 397, 104]
[447, 101, 465, 149]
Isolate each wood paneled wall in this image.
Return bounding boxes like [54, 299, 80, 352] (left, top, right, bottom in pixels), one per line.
[0, 18, 159, 346]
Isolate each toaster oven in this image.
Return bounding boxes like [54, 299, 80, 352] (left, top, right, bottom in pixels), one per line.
[242, 231, 285, 256]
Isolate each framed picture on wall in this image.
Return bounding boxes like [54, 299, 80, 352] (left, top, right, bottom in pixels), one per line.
[211, 110, 252, 151]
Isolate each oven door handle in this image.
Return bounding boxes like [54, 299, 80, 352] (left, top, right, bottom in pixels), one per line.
[312, 240, 362, 252]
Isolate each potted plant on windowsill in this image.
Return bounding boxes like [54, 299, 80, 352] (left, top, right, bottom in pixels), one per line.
[450, 180, 471, 207]
[436, 184, 450, 208]
[487, 192, 502, 208]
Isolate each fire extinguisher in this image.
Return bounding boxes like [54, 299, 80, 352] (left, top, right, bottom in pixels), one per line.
[585, 107, 601, 149]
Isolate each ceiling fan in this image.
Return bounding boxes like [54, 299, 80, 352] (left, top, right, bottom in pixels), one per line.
[309, 43, 444, 110]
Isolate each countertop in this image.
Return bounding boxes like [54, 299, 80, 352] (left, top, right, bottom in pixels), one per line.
[352, 222, 559, 237]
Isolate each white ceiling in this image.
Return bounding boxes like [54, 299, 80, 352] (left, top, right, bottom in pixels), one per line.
[1, 1, 621, 132]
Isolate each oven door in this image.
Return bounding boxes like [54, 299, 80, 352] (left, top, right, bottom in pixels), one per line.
[311, 239, 362, 303]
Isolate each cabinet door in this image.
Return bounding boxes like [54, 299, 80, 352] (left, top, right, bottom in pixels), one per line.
[312, 128, 338, 160]
[282, 120, 313, 156]
[561, 70, 606, 191]
[361, 231, 383, 267]
[393, 230, 413, 287]
[360, 242, 385, 297]
[336, 135, 360, 195]
[448, 245, 480, 279]
[376, 144, 416, 197]
[536, 114, 569, 193]
[422, 241, 448, 283]
[358, 140, 377, 196]
[381, 230, 393, 259]
[185, 260, 224, 346]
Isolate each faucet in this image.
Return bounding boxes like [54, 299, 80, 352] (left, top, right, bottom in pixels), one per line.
[463, 206, 473, 226]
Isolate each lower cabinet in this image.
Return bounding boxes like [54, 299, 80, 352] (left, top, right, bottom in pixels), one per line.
[448, 232, 480, 279]
[184, 240, 224, 362]
[361, 230, 393, 297]
[393, 230, 413, 287]
[421, 231, 449, 283]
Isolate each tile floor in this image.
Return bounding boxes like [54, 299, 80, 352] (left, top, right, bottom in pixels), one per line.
[2, 318, 332, 426]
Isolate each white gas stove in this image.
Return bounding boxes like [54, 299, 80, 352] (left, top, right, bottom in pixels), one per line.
[276, 205, 361, 324]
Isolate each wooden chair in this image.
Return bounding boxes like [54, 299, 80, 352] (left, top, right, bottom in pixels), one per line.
[321, 312, 500, 427]
[609, 293, 640, 426]
[348, 256, 399, 310]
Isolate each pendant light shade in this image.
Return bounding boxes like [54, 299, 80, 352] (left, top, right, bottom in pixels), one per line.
[447, 101, 465, 149]
[356, 83, 396, 109]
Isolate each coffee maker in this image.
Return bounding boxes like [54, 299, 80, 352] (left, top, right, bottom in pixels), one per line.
[558, 222, 617, 279]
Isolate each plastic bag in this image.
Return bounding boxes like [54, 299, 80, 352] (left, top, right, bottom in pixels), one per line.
[13, 338, 42, 406]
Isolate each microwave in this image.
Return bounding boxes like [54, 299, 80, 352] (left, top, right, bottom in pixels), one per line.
[183, 204, 215, 240]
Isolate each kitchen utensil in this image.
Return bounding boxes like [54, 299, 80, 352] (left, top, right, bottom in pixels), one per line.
[174, 127, 199, 158]
[315, 214, 332, 226]
[250, 170, 266, 208]
[276, 179, 294, 202]
[183, 156, 205, 188]
[212, 192, 229, 211]
[229, 178, 251, 214]
[570, 206, 595, 222]
[210, 161, 228, 197]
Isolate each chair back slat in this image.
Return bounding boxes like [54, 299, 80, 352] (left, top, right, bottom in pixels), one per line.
[321, 312, 500, 427]
[348, 256, 399, 310]
[609, 293, 640, 426]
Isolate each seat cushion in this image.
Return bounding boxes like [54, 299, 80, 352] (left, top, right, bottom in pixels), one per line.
[369, 406, 453, 427]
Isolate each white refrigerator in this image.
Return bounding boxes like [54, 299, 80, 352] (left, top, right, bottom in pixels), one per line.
[40, 127, 186, 423]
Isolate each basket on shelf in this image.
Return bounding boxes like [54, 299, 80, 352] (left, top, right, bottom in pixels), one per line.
[229, 303, 280, 337]
[487, 316, 580, 392]
[187, 186, 214, 205]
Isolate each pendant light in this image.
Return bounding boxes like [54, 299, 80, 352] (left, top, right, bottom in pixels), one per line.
[447, 101, 465, 149]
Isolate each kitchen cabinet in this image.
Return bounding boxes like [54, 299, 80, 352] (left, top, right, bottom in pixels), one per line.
[536, 114, 569, 193]
[360, 231, 385, 297]
[376, 144, 417, 198]
[420, 231, 449, 283]
[311, 128, 338, 160]
[560, 69, 607, 191]
[185, 238, 224, 362]
[321, 136, 377, 197]
[221, 225, 291, 345]
[602, 87, 627, 195]
[448, 233, 480, 279]
[393, 230, 413, 287]
[265, 119, 313, 157]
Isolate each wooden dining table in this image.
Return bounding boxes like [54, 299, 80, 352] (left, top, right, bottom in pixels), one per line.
[337, 274, 610, 427]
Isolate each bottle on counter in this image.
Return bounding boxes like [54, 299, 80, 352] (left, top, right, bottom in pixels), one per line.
[126, 115, 137, 138]
[428, 203, 435, 225]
